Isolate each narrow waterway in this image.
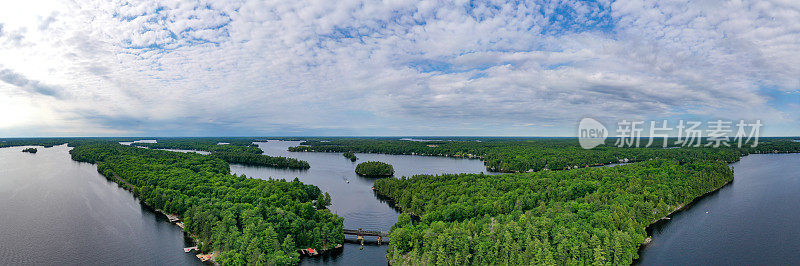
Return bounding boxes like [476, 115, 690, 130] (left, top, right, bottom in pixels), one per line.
[637, 153, 800, 265]
[229, 141, 497, 265]
[0, 145, 201, 265]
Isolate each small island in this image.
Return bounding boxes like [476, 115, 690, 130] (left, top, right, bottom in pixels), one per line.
[343, 151, 358, 162]
[355, 161, 394, 177]
[22, 148, 38, 153]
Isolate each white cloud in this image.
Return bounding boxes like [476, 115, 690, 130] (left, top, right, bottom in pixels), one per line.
[0, 0, 798, 136]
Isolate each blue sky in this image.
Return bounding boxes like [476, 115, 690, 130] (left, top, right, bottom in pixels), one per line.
[0, 0, 798, 137]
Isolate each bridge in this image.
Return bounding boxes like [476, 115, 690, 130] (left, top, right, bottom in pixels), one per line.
[343, 228, 388, 245]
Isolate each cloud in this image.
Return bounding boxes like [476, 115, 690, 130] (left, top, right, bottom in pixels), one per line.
[0, 0, 798, 136]
[38, 12, 57, 31]
[1, 27, 26, 47]
[0, 67, 64, 98]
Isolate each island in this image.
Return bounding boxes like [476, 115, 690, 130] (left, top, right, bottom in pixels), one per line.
[374, 159, 734, 265]
[355, 161, 394, 177]
[342, 151, 358, 162]
[22, 148, 37, 153]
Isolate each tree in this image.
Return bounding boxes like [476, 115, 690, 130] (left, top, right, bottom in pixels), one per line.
[282, 234, 296, 255]
[68, 143, 343, 265]
[355, 161, 394, 176]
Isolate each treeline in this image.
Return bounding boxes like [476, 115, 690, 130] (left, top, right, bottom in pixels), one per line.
[289, 138, 800, 172]
[131, 138, 314, 170]
[342, 151, 357, 162]
[69, 144, 342, 265]
[133, 138, 264, 154]
[211, 152, 310, 169]
[0, 138, 136, 148]
[355, 161, 394, 176]
[374, 160, 734, 265]
[288, 139, 489, 158]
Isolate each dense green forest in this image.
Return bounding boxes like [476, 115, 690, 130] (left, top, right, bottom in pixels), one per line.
[3, 136, 800, 265]
[132, 138, 264, 154]
[374, 160, 734, 265]
[355, 161, 394, 176]
[289, 138, 800, 172]
[342, 151, 358, 162]
[210, 152, 310, 169]
[21, 147, 38, 153]
[130, 138, 311, 169]
[69, 144, 343, 264]
[0, 137, 136, 148]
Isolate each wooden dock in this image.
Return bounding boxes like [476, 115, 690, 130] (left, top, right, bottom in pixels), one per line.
[300, 248, 318, 256]
[154, 209, 181, 223]
[165, 213, 180, 223]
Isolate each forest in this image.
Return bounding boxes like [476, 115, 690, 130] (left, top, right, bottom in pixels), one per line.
[342, 151, 358, 162]
[210, 152, 310, 169]
[289, 138, 800, 172]
[355, 161, 394, 176]
[374, 160, 735, 265]
[69, 143, 343, 265]
[3, 136, 800, 265]
[132, 138, 311, 169]
[0, 137, 129, 148]
[132, 138, 265, 154]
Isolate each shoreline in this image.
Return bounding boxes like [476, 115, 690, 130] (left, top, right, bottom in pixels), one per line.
[632, 160, 740, 264]
[102, 168, 347, 264]
[101, 170, 218, 265]
[374, 159, 741, 265]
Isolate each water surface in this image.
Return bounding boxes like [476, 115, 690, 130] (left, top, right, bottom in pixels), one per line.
[0, 145, 201, 265]
[638, 153, 800, 265]
[3, 142, 798, 265]
[230, 140, 496, 265]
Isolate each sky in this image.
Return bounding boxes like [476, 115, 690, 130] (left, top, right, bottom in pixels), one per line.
[0, 0, 798, 137]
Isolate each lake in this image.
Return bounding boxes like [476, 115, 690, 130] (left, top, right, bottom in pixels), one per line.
[0, 145, 201, 265]
[3, 142, 798, 265]
[230, 141, 497, 265]
[637, 153, 800, 265]
[0, 141, 493, 265]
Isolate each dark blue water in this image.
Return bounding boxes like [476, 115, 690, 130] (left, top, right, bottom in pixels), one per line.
[638, 153, 800, 265]
[230, 141, 497, 265]
[0, 145, 201, 265]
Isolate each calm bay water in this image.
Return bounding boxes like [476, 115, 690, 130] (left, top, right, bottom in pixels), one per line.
[0, 145, 201, 265]
[637, 153, 800, 265]
[230, 141, 497, 265]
